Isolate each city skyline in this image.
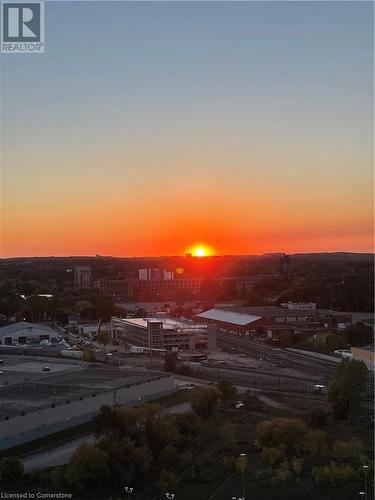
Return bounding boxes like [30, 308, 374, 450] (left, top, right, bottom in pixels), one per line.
[1, 1, 374, 257]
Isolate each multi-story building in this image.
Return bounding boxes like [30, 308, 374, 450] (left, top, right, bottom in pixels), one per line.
[74, 267, 92, 289]
[133, 278, 201, 300]
[139, 268, 174, 280]
[93, 278, 133, 297]
[215, 276, 260, 292]
[111, 316, 216, 351]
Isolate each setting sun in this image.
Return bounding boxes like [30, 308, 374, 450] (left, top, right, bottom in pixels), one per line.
[195, 247, 205, 257]
[188, 244, 215, 257]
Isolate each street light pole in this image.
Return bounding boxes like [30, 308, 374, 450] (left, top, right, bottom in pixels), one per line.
[362, 465, 369, 500]
[239, 453, 247, 500]
[124, 486, 134, 500]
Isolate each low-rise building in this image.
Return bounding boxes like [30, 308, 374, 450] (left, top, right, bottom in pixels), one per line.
[195, 306, 321, 336]
[281, 302, 317, 310]
[0, 322, 59, 345]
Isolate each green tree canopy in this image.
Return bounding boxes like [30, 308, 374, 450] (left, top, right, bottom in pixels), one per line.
[65, 443, 109, 493]
[343, 322, 373, 347]
[0, 457, 24, 485]
[254, 418, 307, 453]
[217, 380, 237, 406]
[327, 359, 368, 421]
[192, 386, 220, 418]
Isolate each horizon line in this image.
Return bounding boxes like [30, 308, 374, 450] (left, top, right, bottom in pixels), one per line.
[1, 250, 374, 260]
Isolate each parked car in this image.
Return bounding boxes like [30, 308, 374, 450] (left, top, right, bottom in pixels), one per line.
[313, 384, 326, 395]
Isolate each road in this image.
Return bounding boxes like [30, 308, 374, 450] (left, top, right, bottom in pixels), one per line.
[21, 401, 192, 472]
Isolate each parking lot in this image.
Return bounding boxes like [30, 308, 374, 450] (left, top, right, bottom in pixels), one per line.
[0, 355, 163, 419]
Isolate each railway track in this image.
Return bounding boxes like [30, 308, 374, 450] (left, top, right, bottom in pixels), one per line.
[217, 333, 337, 377]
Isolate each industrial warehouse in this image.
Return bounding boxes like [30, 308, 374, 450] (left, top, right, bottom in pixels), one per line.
[195, 306, 353, 338]
[0, 322, 59, 345]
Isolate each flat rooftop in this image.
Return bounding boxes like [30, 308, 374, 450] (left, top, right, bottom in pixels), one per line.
[196, 309, 262, 326]
[113, 317, 206, 331]
[0, 356, 164, 419]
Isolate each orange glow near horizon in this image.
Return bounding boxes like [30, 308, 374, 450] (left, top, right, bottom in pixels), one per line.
[188, 244, 215, 257]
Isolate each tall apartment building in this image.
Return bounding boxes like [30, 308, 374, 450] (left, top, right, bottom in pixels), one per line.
[74, 267, 92, 289]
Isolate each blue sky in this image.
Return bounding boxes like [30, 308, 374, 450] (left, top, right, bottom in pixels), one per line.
[1, 1, 374, 256]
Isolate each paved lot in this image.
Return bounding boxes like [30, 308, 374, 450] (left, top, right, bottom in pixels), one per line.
[3, 361, 77, 374]
[0, 355, 164, 418]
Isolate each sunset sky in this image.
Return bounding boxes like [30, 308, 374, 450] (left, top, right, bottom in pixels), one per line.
[1, 1, 374, 257]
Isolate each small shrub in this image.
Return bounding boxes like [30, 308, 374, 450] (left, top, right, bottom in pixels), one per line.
[291, 457, 303, 475]
[303, 430, 327, 456]
[310, 408, 328, 426]
[332, 437, 363, 461]
[157, 470, 176, 493]
[312, 462, 359, 486]
[273, 461, 293, 483]
[261, 447, 284, 466]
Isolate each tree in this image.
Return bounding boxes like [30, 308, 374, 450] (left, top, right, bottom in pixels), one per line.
[94, 297, 114, 321]
[219, 422, 238, 451]
[159, 444, 180, 469]
[157, 470, 176, 493]
[192, 387, 220, 418]
[261, 447, 284, 466]
[273, 460, 293, 483]
[0, 457, 24, 484]
[217, 380, 237, 406]
[97, 331, 111, 354]
[175, 413, 202, 446]
[310, 408, 328, 426]
[254, 418, 307, 453]
[278, 331, 293, 348]
[332, 437, 363, 461]
[326, 333, 347, 353]
[291, 457, 303, 475]
[312, 463, 359, 486]
[65, 443, 109, 492]
[303, 430, 327, 456]
[98, 436, 136, 485]
[164, 351, 178, 372]
[83, 347, 96, 362]
[121, 404, 180, 460]
[97, 330, 111, 346]
[133, 445, 153, 476]
[327, 359, 368, 422]
[343, 322, 373, 347]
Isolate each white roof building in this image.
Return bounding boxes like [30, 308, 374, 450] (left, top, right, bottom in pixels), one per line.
[0, 322, 59, 345]
[196, 309, 262, 326]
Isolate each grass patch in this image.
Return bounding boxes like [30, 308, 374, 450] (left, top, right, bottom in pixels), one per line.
[0, 422, 94, 459]
[152, 388, 198, 408]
